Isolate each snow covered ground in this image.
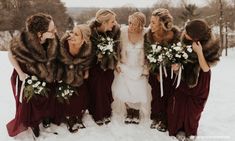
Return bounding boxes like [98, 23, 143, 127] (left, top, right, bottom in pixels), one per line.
[1, 48, 235, 141]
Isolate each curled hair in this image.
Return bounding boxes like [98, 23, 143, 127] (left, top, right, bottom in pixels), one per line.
[185, 19, 211, 43]
[74, 24, 91, 43]
[152, 8, 173, 31]
[95, 9, 116, 24]
[129, 12, 146, 28]
[26, 13, 52, 34]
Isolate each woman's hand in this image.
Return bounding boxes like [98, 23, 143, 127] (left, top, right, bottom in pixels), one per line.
[19, 72, 28, 81]
[192, 41, 203, 55]
[116, 66, 121, 73]
[192, 41, 210, 72]
[172, 63, 180, 72]
[84, 70, 89, 79]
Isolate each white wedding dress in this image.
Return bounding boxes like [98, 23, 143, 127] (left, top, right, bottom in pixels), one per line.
[112, 26, 150, 108]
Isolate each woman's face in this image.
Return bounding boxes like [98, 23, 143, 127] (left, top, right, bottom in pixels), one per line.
[150, 16, 161, 33]
[68, 27, 84, 46]
[41, 20, 56, 40]
[182, 31, 193, 45]
[103, 15, 116, 31]
[128, 17, 141, 33]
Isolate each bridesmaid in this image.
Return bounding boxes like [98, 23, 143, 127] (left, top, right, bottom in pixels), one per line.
[56, 24, 92, 132]
[144, 8, 180, 132]
[88, 9, 120, 125]
[7, 13, 59, 137]
[167, 19, 221, 141]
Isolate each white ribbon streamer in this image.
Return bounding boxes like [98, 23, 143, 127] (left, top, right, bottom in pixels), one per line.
[171, 67, 174, 79]
[163, 66, 167, 78]
[176, 66, 182, 88]
[19, 79, 25, 103]
[159, 64, 164, 97]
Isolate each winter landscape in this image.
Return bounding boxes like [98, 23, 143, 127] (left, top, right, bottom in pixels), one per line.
[1, 48, 235, 141]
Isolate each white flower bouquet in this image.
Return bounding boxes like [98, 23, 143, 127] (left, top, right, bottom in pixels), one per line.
[145, 43, 169, 74]
[56, 81, 77, 104]
[166, 42, 193, 65]
[23, 75, 48, 102]
[97, 37, 114, 56]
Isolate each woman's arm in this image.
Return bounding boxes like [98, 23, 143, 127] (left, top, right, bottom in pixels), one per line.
[192, 42, 210, 72]
[8, 51, 28, 81]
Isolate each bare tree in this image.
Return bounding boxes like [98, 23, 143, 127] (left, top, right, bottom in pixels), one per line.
[180, 4, 200, 22]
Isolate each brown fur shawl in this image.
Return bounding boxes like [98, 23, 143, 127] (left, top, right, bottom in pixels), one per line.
[10, 30, 59, 83]
[144, 26, 181, 74]
[144, 26, 181, 46]
[57, 32, 93, 87]
[90, 23, 121, 70]
[182, 35, 221, 87]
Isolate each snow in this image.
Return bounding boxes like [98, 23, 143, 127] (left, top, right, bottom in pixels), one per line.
[1, 48, 235, 141]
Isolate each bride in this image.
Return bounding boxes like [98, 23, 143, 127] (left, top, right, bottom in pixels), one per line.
[112, 12, 150, 124]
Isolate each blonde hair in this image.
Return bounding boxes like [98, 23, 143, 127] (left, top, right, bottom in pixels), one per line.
[152, 8, 173, 31]
[74, 24, 91, 43]
[129, 12, 146, 28]
[95, 9, 116, 23]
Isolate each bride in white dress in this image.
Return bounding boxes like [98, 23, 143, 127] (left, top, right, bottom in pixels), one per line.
[112, 12, 150, 124]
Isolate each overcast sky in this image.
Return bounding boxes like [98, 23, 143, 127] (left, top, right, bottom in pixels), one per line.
[61, 0, 208, 8]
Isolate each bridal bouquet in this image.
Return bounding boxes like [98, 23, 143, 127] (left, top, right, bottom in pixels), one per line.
[23, 75, 48, 102]
[166, 42, 193, 65]
[97, 37, 115, 55]
[56, 81, 77, 104]
[94, 34, 118, 70]
[145, 43, 169, 74]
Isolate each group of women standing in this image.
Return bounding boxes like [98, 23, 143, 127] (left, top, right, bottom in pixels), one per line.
[6, 7, 220, 141]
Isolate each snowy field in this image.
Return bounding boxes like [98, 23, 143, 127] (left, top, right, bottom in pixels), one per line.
[0, 48, 235, 141]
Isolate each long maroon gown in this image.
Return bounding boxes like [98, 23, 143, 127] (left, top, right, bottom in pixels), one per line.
[167, 70, 211, 137]
[63, 81, 89, 119]
[87, 63, 114, 121]
[7, 69, 56, 136]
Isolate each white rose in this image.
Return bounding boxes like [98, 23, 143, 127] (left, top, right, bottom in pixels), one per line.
[187, 47, 193, 53]
[183, 52, 188, 59]
[31, 76, 38, 80]
[174, 46, 181, 51]
[157, 45, 162, 50]
[36, 81, 41, 85]
[27, 80, 32, 85]
[175, 54, 181, 58]
[151, 44, 157, 50]
[177, 42, 182, 46]
[42, 82, 46, 87]
[37, 87, 43, 93]
[151, 58, 157, 63]
[106, 44, 113, 52]
[158, 55, 163, 62]
[147, 54, 152, 60]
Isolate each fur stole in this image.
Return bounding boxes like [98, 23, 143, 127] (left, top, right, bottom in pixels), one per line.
[182, 35, 221, 87]
[144, 26, 181, 46]
[57, 32, 93, 87]
[10, 29, 59, 83]
[90, 24, 121, 70]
